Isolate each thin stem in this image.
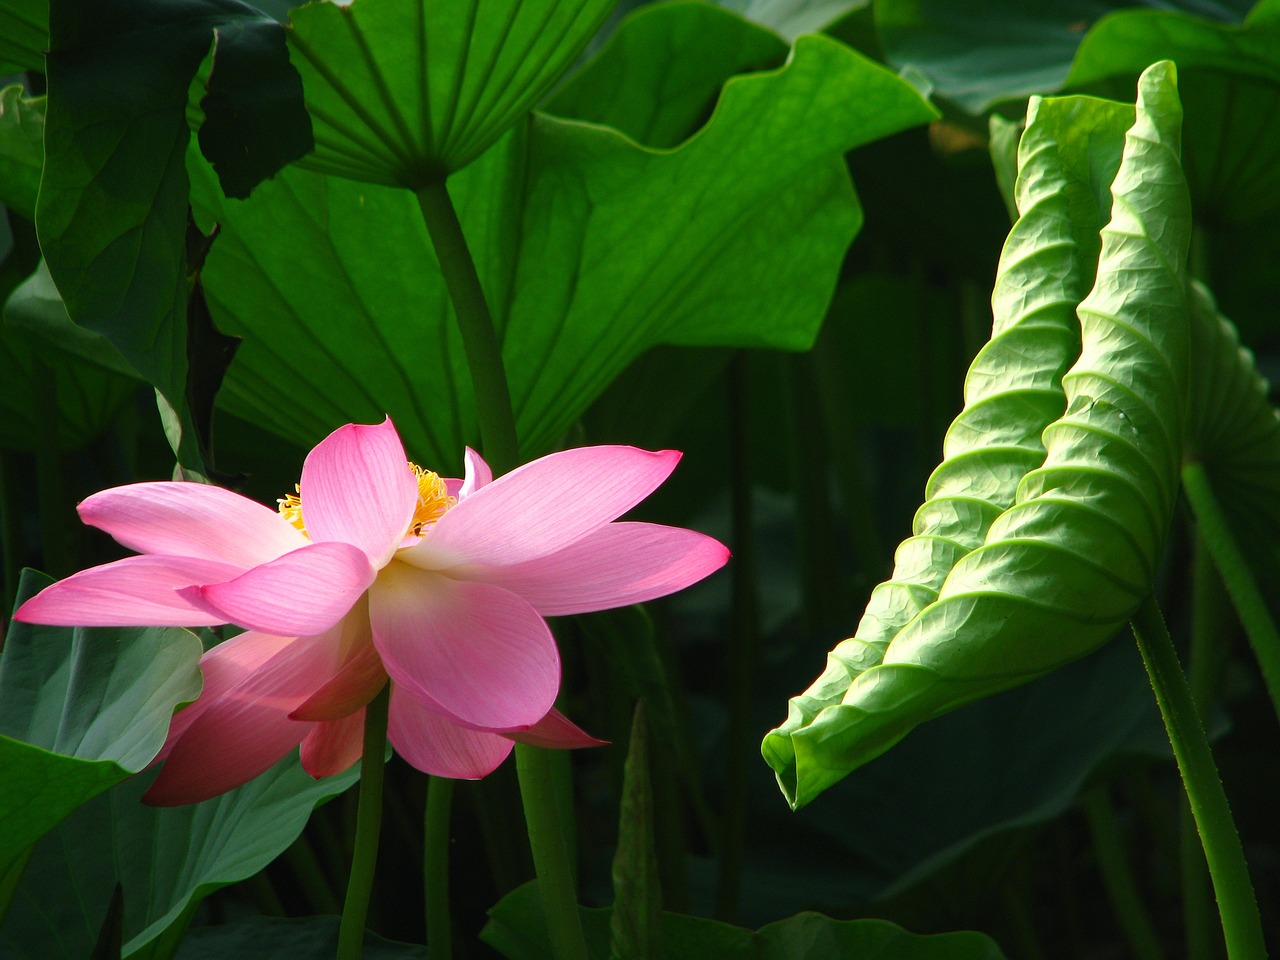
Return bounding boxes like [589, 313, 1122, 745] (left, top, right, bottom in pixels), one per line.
[515, 744, 589, 960]
[1129, 594, 1266, 959]
[1080, 786, 1163, 960]
[717, 352, 758, 920]
[0, 453, 23, 613]
[1182, 461, 1280, 724]
[424, 776, 455, 960]
[338, 682, 391, 960]
[415, 178, 519, 474]
[1184, 533, 1231, 960]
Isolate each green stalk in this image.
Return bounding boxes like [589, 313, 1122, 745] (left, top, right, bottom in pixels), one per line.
[1181, 461, 1280, 724]
[0, 452, 22, 613]
[424, 776, 455, 960]
[418, 174, 586, 960]
[717, 352, 759, 920]
[415, 178, 519, 474]
[516, 744, 589, 960]
[1183, 534, 1232, 960]
[1129, 595, 1265, 959]
[1080, 786, 1163, 960]
[338, 682, 391, 960]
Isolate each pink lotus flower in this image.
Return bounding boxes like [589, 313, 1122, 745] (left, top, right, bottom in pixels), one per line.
[15, 419, 728, 805]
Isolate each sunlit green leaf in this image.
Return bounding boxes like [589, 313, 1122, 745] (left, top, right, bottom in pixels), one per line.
[194, 34, 936, 464]
[286, 0, 616, 185]
[0, 757, 362, 958]
[764, 63, 1192, 808]
[0, 571, 203, 873]
[546, 2, 787, 149]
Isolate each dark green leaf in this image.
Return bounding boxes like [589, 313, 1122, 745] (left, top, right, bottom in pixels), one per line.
[485, 881, 1007, 959]
[0, 757, 362, 958]
[0, 0, 47, 72]
[0, 571, 203, 872]
[875, 0, 1252, 115]
[36, 0, 310, 463]
[1065, 0, 1280, 225]
[714, 0, 868, 41]
[175, 916, 426, 959]
[0, 259, 140, 453]
[610, 703, 662, 960]
[0, 85, 43, 221]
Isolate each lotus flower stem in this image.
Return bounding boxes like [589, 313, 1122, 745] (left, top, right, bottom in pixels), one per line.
[1184, 536, 1233, 960]
[1181, 461, 1280, 725]
[517, 744, 590, 960]
[1130, 594, 1265, 959]
[415, 178, 520, 475]
[338, 681, 391, 960]
[424, 776, 455, 960]
[1080, 785, 1162, 960]
[417, 176, 590, 960]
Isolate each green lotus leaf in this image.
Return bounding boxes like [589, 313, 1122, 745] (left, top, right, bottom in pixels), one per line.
[285, 0, 617, 185]
[1064, 0, 1280, 225]
[0, 571, 203, 873]
[0, 85, 43, 221]
[0, 758, 363, 958]
[545, 1, 787, 149]
[194, 34, 936, 464]
[713, 0, 868, 42]
[764, 62, 1192, 809]
[484, 881, 1007, 959]
[0, 0, 47, 71]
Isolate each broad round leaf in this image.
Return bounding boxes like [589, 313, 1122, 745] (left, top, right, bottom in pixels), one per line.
[286, 0, 617, 185]
[194, 34, 936, 464]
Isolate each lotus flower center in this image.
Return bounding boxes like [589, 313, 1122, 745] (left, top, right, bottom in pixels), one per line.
[277, 462, 456, 538]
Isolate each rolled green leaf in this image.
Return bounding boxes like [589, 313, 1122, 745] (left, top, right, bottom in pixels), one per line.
[764, 62, 1191, 809]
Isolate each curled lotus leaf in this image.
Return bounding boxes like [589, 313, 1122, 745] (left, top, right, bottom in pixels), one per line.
[763, 62, 1192, 809]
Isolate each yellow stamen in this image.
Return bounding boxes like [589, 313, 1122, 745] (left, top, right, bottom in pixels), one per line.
[410, 463, 455, 535]
[276, 464, 455, 540]
[278, 485, 306, 535]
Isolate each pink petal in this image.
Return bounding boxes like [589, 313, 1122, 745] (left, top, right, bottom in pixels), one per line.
[299, 418, 417, 568]
[13, 555, 242, 626]
[505, 708, 607, 749]
[179, 541, 374, 636]
[143, 631, 345, 805]
[458, 447, 492, 499]
[370, 563, 559, 732]
[300, 709, 366, 778]
[292, 642, 387, 721]
[79, 481, 307, 568]
[476, 522, 729, 616]
[154, 631, 295, 763]
[387, 686, 513, 778]
[401, 446, 682, 570]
